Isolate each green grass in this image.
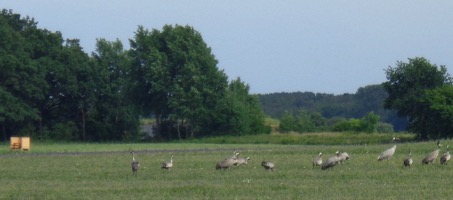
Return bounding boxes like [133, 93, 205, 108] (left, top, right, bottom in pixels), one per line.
[187, 132, 416, 145]
[0, 139, 451, 199]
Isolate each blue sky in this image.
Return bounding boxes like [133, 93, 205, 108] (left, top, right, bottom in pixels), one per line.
[2, 1, 453, 94]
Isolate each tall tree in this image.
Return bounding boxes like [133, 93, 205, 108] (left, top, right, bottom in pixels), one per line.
[129, 25, 229, 139]
[382, 57, 452, 139]
[419, 86, 453, 139]
[91, 38, 139, 140]
[0, 9, 48, 140]
[223, 78, 270, 135]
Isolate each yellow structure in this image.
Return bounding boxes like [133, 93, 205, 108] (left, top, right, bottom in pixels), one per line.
[10, 136, 31, 151]
[21, 137, 30, 151]
[10, 137, 21, 150]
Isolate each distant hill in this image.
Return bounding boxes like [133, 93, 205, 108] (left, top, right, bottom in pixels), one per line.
[258, 84, 407, 131]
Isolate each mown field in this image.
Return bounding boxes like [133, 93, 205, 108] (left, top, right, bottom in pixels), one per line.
[0, 137, 451, 199]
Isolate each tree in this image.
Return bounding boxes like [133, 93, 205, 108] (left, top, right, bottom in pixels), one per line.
[279, 111, 297, 132]
[223, 78, 270, 135]
[0, 9, 48, 140]
[91, 38, 140, 140]
[332, 112, 380, 133]
[278, 109, 326, 133]
[382, 57, 452, 139]
[129, 25, 229, 139]
[419, 86, 453, 139]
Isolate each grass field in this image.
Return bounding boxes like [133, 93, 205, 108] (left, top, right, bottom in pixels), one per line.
[0, 139, 451, 199]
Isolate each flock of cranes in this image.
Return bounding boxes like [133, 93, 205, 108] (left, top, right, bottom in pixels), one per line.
[315, 139, 450, 170]
[129, 140, 451, 175]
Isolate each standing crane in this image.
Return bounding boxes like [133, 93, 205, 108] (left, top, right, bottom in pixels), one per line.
[378, 145, 397, 161]
[403, 151, 413, 167]
[312, 152, 323, 168]
[378, 138, 397, 161]
[131, 151, 140, 175]
[422, 141, 442, 165]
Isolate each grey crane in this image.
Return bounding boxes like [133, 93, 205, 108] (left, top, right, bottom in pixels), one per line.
[321, 153, 340, 170]
[234, 156, 250, 167]
[378, 145, 397, 161]
[312, 152, 323, 168]
[336, 151, 350, 164]
[403, 151, 413, 167]
[440, 145, 450, 165]
[261, 160, 275, 171]
[422, 141, 442, 165]
[131, 151, 140, 175]
[216, 152, 240, 170]
[377, 137, 397, 161]
[161, 155, 174, 170]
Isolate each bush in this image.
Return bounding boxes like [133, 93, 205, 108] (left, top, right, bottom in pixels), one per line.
[377, 122, 394, 133]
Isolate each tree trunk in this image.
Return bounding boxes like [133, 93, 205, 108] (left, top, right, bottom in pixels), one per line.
[2, 124, 6, 142]
[177, 119, 181, 140]
[80, 108, 86, 141]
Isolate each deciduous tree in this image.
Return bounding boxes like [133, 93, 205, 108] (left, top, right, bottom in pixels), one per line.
[382, 57, 452, 139]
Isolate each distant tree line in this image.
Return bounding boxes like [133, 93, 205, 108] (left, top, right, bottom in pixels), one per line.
[259, 85, 407, 132]
[0, 10, 270, 142]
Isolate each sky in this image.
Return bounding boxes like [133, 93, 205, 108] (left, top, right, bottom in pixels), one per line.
[2, 1, 453, 94]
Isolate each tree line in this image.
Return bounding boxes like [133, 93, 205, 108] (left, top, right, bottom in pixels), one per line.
[2, 10, 453, 141]
[259, 85, 407, 132]
[0, 10, 270, 141]
[260, 57, 453, 140]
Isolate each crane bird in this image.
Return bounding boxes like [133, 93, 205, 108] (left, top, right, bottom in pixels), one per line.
[403, 151, 413, 167]
[312, 152, 323, 168]
[216, 152, 240, 170]
[377, 138, 398, 161]
[161, 155, 174, 170]
[234, 156, 250, 167]
[440, 145, 450, 165]
[422, 141, 442, 165]
[321, 153, 340, 170]
[131, 151, 140, 175]
[336, 151, 350, 164]
[378, 145, 397, 161]
[261, 160, 275, 171]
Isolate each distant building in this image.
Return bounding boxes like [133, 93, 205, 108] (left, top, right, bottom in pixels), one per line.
[141, 124, 156, 139]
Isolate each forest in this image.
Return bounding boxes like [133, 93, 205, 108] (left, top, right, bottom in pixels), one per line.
[0, 9, 269, 141]
[2, 9, 453, 141]
[258, 85, 407, 131]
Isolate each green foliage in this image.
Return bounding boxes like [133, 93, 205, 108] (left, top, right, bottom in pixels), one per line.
[419, 86, 453, 139]
[221, 78, 271, 136]
[259, 86, 406, 132]
[0, 10, 47, 140]
[333, 118, 361, 132]
[91, 38, 140, 141]
[0, 10, 273, 142]
[129, 25, 230, 139]
[187, 132, 414, 145]
[0, 10, 139, 141]
[279, 112, 298, 132]
[278, 109, 326, 133]
[383, 57, 452, 139]
[333, 112, 382, 133]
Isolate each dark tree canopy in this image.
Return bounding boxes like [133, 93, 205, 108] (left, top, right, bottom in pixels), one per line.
[129, 25, 229, 139]
[382, 57, 452, 140]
